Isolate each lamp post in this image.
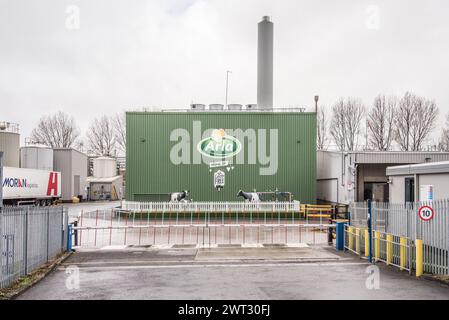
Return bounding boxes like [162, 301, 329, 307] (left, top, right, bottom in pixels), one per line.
[225, 70, 232, 109]
[314, 95, 319, 113]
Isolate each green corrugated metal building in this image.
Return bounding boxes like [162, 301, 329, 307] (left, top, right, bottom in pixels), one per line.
[126, 111, 316, 203]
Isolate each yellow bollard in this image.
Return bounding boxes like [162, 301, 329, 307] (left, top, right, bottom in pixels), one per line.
[386, 234, 393, 265]
[364, 229, 369, 257]
[400, 237, 407, 270]
[416, 239, 423, 277]
[348, 226, 354, 250]
[355, 228, 360, 254]
[374, 232, 380, 261]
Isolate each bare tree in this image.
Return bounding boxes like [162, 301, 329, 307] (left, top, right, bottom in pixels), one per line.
[73, 138, 86, 153]
[394, 92, 438, 151]
[330, 99, 346, 151]
[330, 97, 365, 151]
[112, 112, 126, 153]
[367, 95, 396, 151]
[87, 116, 116, 156]
[439, 113, 449, 151]
[316, 106, 328, 150]
[30, 111, 79, 148]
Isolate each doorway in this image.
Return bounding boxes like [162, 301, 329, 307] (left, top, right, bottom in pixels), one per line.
[364, 182, 389, 202]
[405, 177, 415, 203]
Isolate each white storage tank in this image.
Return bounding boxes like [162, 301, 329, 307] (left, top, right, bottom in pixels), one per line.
[0, 121, 20, 167]
[209, 104, 224, 111]
[228, 104, 243, 111]
[93, 156, 117, 178]
[20, 146, 54, 171]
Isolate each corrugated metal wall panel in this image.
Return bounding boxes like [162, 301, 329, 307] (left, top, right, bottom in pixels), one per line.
[126, 112, 317, 203]
[355, 152, 449, 164]
[54, 149, 88, 201]
[53, 150, 71, 201]
[0, 132, 19, 167]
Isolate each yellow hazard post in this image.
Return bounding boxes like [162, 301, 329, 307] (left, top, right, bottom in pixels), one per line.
[364, 228, 369, 257]
[416, 239, 423, 277]
[355, 228, 360, 254]
[374, 232, 380, 261]
[386, 234, 393, 265]
[348, 226, 354, 250]
[400, 237, 407, 270]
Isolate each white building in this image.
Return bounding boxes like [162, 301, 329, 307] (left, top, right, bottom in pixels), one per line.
[86, 157, 123, 201]
[386, 161, 449, 203]
[317, 151, 449, 205]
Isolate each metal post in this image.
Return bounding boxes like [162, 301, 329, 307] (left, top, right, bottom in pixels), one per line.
[0, 151, 3, 208]
[327, 219, 333, 245]
[386, 234, 393, 265]
[335, 222, 346, 251]
[367, 200, 373, 263]
[73, 220, 78, 246]
[225, 70, 231, 108]
[416, 239, 423, 277]
[24, 207, 29, 273]
[46, 208, 50, 261]
[68, 224, 73, 251]
[0, 212, 2, 287]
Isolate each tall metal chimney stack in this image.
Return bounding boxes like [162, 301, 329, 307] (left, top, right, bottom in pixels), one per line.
[257, 16, 274, 110]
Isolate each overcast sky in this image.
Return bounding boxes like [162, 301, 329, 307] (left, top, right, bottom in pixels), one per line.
[1, 0, 449, 145]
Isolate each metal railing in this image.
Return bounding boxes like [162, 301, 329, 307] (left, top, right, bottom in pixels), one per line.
[72, 207, 334, 248]
[121, 201, 301, 213]
[372, 231, 413, 272]
[0, 121, 19, 133]
[344, 225, 368, 257]
[159, 108, 308, 113]
[348, 200, 449, 276]
[1, 206, 68, 289]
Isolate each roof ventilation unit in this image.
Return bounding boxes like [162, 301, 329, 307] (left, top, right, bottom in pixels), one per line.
[209, 104, 224, 111]
[227, 104, 243, 111]
[246, 104, 258, 111]
[191, 104, 206, 111]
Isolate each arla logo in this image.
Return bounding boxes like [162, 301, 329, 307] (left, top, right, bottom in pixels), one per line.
[197, 129, 242, 159]
[170, 121, 279, 175]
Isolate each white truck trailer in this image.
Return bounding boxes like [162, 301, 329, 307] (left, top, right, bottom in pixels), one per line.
[2, 167, 61, 206]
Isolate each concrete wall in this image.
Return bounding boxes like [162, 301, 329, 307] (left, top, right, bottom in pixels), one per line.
[389, 172, 449, 203]
[53, 149, 88, 201]
[318, 151, 449, 205]
[317, 151, 356, 204]
[418, 173, 449, 200]
[389, 176, 407, 203]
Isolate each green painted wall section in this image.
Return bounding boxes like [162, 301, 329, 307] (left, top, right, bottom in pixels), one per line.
[126, 112, 316, 203]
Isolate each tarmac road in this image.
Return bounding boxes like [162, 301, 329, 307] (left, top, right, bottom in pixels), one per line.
[16, 245, 449, 300]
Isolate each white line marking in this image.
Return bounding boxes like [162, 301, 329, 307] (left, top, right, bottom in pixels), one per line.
[286, 243, 309, 248]
[241, 244, 263, 248]
[57, 261, 369, 271]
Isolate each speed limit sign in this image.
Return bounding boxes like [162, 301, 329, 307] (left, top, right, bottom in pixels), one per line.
[418, 206, 435, 221]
